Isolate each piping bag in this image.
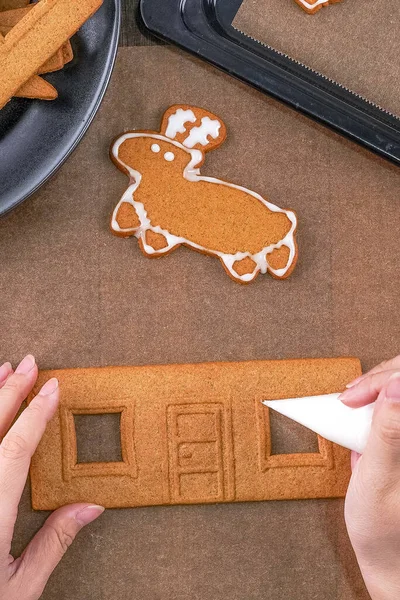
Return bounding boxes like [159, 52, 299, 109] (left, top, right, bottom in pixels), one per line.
[262, 393, 374, 454]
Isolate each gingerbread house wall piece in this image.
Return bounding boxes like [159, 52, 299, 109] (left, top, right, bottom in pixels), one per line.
[29, 357, 361, 509]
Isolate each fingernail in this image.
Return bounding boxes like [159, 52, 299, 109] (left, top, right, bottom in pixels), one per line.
[0, 362, 12, 381]
[39, 377, 58, 397]
[15, 354, 36, 375]
[75, 505, 105, 526]
[346, 375, 363, 389]
[339, 386, 358, 401]
[385, 374, 400, 402]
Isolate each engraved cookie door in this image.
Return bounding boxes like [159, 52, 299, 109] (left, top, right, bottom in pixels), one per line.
[167, 403, 234, 504]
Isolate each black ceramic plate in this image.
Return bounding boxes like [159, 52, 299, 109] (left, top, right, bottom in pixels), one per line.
[0, 0, 121, 216]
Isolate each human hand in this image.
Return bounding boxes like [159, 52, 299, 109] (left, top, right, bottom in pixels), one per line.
[0, 355, 104, 600]
[340, 356, 400, 600]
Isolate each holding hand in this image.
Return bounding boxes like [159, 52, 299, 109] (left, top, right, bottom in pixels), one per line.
[341, 356, 400, 600]
[0, 355, 104, 600]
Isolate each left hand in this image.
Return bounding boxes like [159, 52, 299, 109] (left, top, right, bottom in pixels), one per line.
[0, 355, 104, 600]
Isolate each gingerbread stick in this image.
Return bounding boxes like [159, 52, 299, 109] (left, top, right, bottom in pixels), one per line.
[0, 0, 102, 109]
[14, 75, 58, 100]
[0, 31, 57, 101]
[0, 5, 31, 25]
[0, 24, 65, 73]
[0, 7, 74, 73]
[0, 0, 29, 11]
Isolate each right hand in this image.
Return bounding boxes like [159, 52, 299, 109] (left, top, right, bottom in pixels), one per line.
[341, 356, 400, 600]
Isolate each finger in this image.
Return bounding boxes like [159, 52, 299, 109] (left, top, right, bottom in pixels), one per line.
[346, 355, 400, 388]
[0, 362, 13, 390]
[350, 451, 361, 471]
[340, 368, 400, 408]
[14, 503, 104, 597]
[0, 355, 38, 439]
[362, 373, 400, 476]
[0, 377, 58, 556]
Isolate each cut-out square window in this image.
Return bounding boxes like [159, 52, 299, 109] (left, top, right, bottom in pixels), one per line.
[60, 404, 137, 482]
[269, 410, 319, 455]
[256, 400, 334, 471]
[74, 413, 123, 463]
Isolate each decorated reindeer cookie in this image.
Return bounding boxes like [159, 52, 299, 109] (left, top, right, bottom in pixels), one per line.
[294, 0, 342, 14]
[110, 105, 298, 284]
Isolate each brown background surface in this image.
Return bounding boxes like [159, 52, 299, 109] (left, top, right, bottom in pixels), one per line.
[234, 0, 400, 117]
[1, 31, 400, 600]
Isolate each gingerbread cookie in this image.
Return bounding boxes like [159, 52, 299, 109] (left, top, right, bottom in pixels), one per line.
[294, 0, 342, 14]
[110, 105, 298, 284]
[29, 358, 360, 509]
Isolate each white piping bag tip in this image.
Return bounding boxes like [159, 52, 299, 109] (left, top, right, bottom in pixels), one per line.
[262, 393, 374, 454]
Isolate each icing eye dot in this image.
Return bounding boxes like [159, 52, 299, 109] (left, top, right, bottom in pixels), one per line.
[164, 152, 175, 162]
[151, 144, 161, 153]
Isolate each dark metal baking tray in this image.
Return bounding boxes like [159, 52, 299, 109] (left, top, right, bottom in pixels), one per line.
[0, 0, 121, 216]
[141, 0, 400, 165]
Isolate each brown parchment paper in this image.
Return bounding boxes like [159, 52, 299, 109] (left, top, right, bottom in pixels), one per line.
[233, 0, 400, 117]
[1, 44, 400, 599]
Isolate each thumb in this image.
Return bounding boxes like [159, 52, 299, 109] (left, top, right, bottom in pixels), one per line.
[16, 503, 104, 597]
[363, 373, 400, 473]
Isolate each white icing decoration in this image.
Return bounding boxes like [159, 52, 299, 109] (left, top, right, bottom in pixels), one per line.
[165, 108, 196, 139]
[164, 152, 175, 162]
[296, 0, 330, 9]
[111, 133, 297, 283]
[151, 143, 160, 153]
[263, 394, 374, 454]
[183, 117, 221, 148]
